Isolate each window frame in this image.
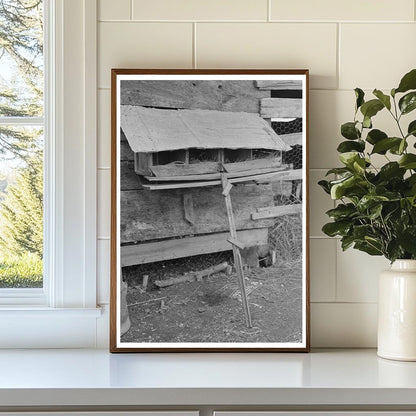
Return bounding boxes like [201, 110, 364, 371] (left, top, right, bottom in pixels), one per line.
[0, 0, 100, 348]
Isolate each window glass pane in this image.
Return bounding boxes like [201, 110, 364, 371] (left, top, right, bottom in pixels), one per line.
[0, 0, 44, 117]
[0, 126, 43, 289]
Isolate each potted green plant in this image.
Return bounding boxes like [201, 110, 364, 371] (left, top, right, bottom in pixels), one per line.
[319, 68, 416, 361]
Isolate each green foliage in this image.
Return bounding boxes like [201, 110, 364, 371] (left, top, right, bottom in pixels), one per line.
[0, 0, 44, 286]
[0, 252, 42, 288]
[320, 68, 416, 262]
[0, 0, 43, 162]
[0, 154, 43, 258]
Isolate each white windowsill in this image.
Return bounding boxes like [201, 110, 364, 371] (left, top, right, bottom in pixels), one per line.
[0, 349, 415, 409]
[0, 307, 102, 316]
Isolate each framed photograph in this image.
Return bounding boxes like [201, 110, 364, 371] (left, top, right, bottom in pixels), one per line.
[110, 69, 310, 352]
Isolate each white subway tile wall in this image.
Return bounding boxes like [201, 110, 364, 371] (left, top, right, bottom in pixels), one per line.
[97, 0, 416, 347]
[270, 0, 414, 22]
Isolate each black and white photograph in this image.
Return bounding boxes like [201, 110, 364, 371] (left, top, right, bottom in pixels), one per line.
[110, 70, 309, 352]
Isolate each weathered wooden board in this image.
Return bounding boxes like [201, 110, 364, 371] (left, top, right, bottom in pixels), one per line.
[141, 168, 298, 190]
[120, 161, 143, 191]
[256, 168, 303, 184]
[260, 98, 303, 118]
[120, 80, 270, 113]
[144, 166, 286, 183]
[120, 183, 274, 243]
[280, 132, 303, 146]
[252, 203, 302, 220]
[150, 161, 220, 177]
[224, 158, 281, 173]
[120, 141, 134, 162]
[121, 228, 269, 266]
[121, 105, 288, 153]
[256, 80, 302, 90]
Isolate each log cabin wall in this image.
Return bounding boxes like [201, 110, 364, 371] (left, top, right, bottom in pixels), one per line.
[119, 80, 279, 255]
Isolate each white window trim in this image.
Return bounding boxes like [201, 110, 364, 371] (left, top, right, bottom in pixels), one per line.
[0, 0, 101, 348]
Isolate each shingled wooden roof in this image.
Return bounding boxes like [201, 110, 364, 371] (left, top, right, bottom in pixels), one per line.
[121, 105, 290, 153]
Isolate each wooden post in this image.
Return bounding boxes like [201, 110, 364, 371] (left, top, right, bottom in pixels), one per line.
[221, 172, 253, 328]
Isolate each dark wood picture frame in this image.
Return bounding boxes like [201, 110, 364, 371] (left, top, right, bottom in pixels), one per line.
[110, 69, 310, 352]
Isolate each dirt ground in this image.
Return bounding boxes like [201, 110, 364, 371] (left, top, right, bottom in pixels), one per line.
[121, 252, 303, 344]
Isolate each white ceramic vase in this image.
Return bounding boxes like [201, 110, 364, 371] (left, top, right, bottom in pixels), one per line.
[378, 259, 416, 361]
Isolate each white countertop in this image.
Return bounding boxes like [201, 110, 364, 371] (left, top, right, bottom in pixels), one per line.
[0, 348, 416, 407]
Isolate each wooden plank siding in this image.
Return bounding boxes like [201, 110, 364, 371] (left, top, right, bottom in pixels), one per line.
[120, 183, 274, 244]
[255, 80, 302, 90]
[260, 98, 302, 118]
[118, 79, 302, 252]
[252, 203, 302, 220]
[120, 80, 270, 113]
[121, 228, 269, 266]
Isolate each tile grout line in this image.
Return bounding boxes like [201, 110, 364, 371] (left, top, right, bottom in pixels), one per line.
[130, 0, 133, 20]
[97, 19, 415, 24]
[192, 22, 197, 69]
[333, 230, 338, 302]
[336, 22, 340, 90]
[267, 0, 271, 22]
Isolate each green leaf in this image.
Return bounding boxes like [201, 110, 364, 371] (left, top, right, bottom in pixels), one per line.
[395, 69, 416, 94]
[353, 158, 366, 174]
[390, 139, 408, 155]
[325, 167, 351, 176]
[360, 99, 384, 119]
[399, 91, 416, 115]
[355, 88, 365, 110]
[371, 137, 402, 154]
[369, 203, 383, 219]
[337, 140, 365, 153]
[322, 221, 351, 237]
[362, 115, 372, 129]
[357, 195, 389, 211]
[399, 154, 416, 169]
[377, 162, 406, 181]
[407, 120, 416, 137]
[318, 180, 331, 194]
[330, 175, 361, 199]
[398, 227, 416, 255]
[386, 240, 402, 262]
[354, 241, 383, 256]
[341, 122, 360, 140]
[366, 129, 387, 145]
[326, 203, 356, 220]
[373, 89, 391, 110]
[341, 235, 355, 251]
[339, 152, 360, 166]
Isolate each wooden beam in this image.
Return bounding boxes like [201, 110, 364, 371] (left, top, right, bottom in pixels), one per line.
[252, 204, 302, 220]
[260, 98, 303, 119]
[256, 80, 302, 90]
[227, 238, 245, 250]
[224, 158, 282, 173]
[141, 168, 301, 190]
[256, 168, 303, 183]
[144, 166, 286, 183]
[221, 173, 252, 328]
[120, 228, 269, 266]
[150, 162, 219, 177]
[183, 193, 194, 225]
[120, 80, 269, 113]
